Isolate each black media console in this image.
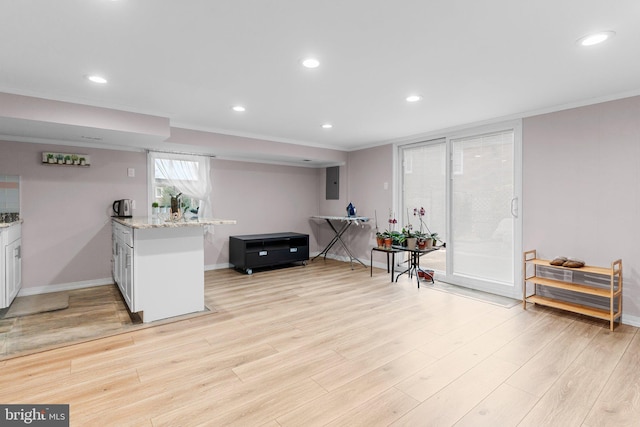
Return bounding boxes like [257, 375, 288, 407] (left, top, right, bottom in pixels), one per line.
[229, 232, 309, 275]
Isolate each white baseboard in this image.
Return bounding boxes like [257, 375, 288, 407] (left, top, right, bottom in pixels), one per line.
[621, 313, 640, 328]
[18, 278, 114, 297]
[205, 263, 232, 271]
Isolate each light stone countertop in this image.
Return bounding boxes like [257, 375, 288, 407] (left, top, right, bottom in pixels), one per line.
[112, 216, 236, 229]
[0, 220, 22, 229]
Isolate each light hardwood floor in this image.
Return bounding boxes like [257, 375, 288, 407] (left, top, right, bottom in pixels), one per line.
[1, 259, 638, 426]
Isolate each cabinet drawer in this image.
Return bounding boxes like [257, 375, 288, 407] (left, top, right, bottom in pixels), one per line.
[246, 248, 291, 268]
[113, 222, 133, 247]
[6, 223, 21, 243]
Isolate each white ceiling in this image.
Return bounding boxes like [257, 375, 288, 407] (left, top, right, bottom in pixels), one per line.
[1, 0, 639, 152]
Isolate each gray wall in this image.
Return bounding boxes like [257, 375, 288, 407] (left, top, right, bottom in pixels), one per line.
[523, 95, 640, 325]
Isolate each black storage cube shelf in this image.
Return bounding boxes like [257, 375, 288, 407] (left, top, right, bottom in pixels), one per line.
[229, 232, 309, 274]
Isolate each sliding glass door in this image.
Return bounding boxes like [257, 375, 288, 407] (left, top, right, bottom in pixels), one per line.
[400, 123, 522, 298]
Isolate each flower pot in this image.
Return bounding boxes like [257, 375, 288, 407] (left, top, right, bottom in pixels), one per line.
[376, 236, 385, 248]
[406, 237, 417, 250]
[384, 237, 392, 249]
[418, 240, 427, 250]
[424, 239, 433, 249]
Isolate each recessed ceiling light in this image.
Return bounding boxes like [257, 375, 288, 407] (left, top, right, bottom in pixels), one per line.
[406, 95, 422, 103]
[86, 75, 107, 84]
[321, 123, 333, 129]
[577, 31, 615, 46]
[232, 105, 246, 112]
[302, 58, 320, 69]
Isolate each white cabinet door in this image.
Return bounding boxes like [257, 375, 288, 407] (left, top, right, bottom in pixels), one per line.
[5, 238, 21, 305]
[112, 230, 119, 285]
[122, 244, 134, 310]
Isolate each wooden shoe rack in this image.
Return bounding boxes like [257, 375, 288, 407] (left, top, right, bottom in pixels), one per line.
[523, 250, 622, 331]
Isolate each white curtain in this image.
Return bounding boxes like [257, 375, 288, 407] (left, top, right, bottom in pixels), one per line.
[148, 151, 212, 220]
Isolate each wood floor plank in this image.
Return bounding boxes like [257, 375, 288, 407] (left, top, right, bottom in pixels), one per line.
[392, 356, 520, 426]
[505, 319, 600, 397]
[518, 324, 636, 426]
[416, 309, 532, 360]
[77, 369, 242, 426]
[583, 328, 640, 427]
[311, 326, 439, 391]
[232, 348, 346, 384]
[325, 387, 420, 427]
[453, 383, 539, 427]
[490, 311, 573, 365]
[395, 326, 517, 402]
[276, 350, 432, 427]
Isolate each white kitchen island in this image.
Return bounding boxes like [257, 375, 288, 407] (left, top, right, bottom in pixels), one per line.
[112, 217, 235, 323]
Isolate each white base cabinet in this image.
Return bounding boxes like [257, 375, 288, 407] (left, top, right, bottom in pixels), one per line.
[1, 223, 22, 309]
[112, 220, 205, 323]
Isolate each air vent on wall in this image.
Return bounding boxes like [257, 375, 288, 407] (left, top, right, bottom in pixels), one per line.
[81, 135, 103, 141]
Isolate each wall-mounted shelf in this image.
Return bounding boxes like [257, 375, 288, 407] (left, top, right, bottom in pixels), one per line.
[41, 152, 91, 167]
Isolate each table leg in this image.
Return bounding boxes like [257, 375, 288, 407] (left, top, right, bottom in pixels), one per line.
[370, 249, 373, 277]
[391, 252, 395, 282]
[395, 252, 413, 282]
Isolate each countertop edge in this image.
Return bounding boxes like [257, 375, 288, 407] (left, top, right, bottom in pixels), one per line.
[112, 217, 236, 229]
[0, 219, 23, 229]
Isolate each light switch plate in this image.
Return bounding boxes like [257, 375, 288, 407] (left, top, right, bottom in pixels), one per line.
[127, 168, 135, 177]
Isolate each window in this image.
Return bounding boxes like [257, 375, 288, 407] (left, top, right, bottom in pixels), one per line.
[147, 152, 212, 218]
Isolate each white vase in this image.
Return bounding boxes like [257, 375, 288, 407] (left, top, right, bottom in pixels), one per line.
[406, 237, 417, 250]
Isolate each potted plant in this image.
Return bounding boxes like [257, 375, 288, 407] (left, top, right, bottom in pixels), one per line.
[79, 157, 86, 166]
[47, 153, 55, 163]
[64, 155, 72, 165]
[389, 230, 405, 247]
[403, 227, 417, 250]
[384, 211, 399, 248]
[413, 207, 438, 249]
[152, 202, 159, 217]
[71, 154, 79, 165]
[415, 230, 429, 249]
[56, 154, 64, 164]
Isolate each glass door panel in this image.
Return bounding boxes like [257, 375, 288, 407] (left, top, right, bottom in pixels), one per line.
[401, 140, 447, 273]
[451, 131, 514, 286]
